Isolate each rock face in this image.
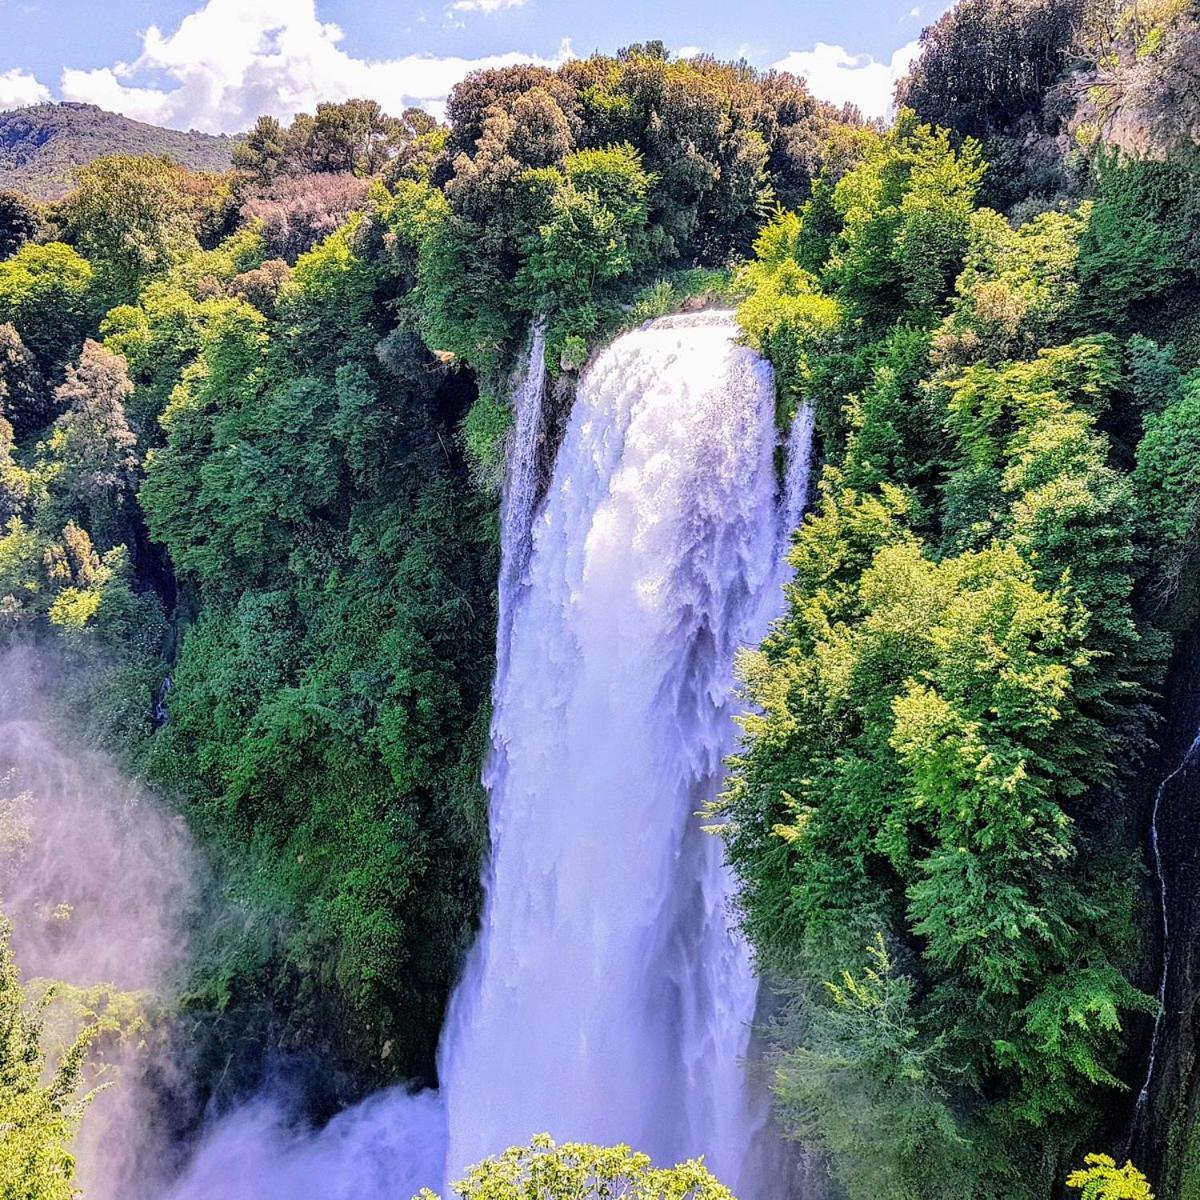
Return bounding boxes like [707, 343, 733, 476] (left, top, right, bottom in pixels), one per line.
[1130, 631, 1200, 1198]
[0, 102, 233, 199]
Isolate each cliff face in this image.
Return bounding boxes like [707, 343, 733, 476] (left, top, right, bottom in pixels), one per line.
[1131, 631, 1200, 1198]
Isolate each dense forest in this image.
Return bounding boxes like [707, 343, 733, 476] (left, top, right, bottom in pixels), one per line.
[2, 0, 1200, 1195]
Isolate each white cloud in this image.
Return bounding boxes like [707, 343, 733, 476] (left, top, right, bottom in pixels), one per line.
[773, 39, 920, 118]
[449, 0, 529, 12]
[59, 0, 570, 134]
[0, 67, 51, 110]
[676, 46, 702, 60]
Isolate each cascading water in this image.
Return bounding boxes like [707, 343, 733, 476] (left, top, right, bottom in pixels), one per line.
[1130, 729, 1200, 1134]
[494, 320, 548, 675]
[162, 313, 814, 1200]
[441, 311, 796, 1194]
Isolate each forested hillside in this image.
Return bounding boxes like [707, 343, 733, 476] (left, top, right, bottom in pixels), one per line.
[1, 5, 1200, 1197]
[0, 103, 234, 199]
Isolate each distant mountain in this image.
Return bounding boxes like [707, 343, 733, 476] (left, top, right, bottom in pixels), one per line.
[0, 102, 235, 200]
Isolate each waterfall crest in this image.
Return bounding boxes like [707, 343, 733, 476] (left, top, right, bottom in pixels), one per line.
[161, 313, 815, 1200]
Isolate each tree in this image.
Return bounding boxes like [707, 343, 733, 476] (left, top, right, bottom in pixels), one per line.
[933, 205, 1088, 370]
[240, 173, 370, 263]
[0, 918, 96, 1200]
[45, 340, 138, 547]
[61, 155, 203, 303]
[1134, 375, 1200, 606]
[516, 146, 652, 315]
[438, 1135, 735, 1200]
[0, 242, 96, 379]
[725, 142, 1158, 1189]
[0, 191, 40, 261]
[232, 114, 288, 184]
[1066, 1155, 1154, 1200]
[898, 0, 1085, 140]
[772, 939, 980, 1200]
[0, 412, 30, 523]
[308, 99, 406, 176]
[828, 113, 985, 328]
[0, 322, 50, 440]
[444, 66, 581, 164]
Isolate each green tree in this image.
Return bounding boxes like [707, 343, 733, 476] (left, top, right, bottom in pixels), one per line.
[0, 918, 96, 1200]
[306, 99, 406, 176]
[1134, 375, 1200, 607]
[62, 155, 203, 303]
[0, 412, 30, 524]
[439, 1135, 735, 1200]
[0, 192, 41, 261]
[232, 115, 288, 183]
[43, 340, 139, 548]
[514, 145, 653, 358]
[828, 113, 985, 328]
[0, 323, 49, 441]
[0, 242, 96, 380]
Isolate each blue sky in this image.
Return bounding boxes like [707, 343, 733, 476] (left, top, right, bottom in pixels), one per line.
[0, 0, 948, 131]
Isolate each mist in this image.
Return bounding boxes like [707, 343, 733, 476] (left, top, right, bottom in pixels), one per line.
[0, 646, 199, 1200]
[162, 1089, 445, 1200]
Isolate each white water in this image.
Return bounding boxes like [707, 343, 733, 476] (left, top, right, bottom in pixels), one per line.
[164, 313, 814, 1200]
[493, 320, 548, 676]
[442, 311, 796, 1193]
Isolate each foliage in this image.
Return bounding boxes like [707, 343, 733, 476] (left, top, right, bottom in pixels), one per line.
[233, 100, 440, 183]
[128, 169, 497, 1077]
[933, 204, 1089, 368]
[1134, 375, 1200, 607]
[440, 1134, 734, 1200]
[770, 936, 975, 1200]
[1066, 1154, 1155, 1200]
[724, 96, 1178, 1195]
[898, 0, 1085, 149]
[240, 173, 370, 262]
[101, 261, 273, 437]
[61, 155, 208, 304]
[0, 322, 49, 441]
[0, 40, 1198, 1187]
[40, 339, 139, 548]
[0, 241, 96, 380]
[0, 917, 97, 1200]
[0, 191, 40, 260]
[736, 210, 841, 416]
[1077, 155, 1200, 350]
[827, 113, 985, 328]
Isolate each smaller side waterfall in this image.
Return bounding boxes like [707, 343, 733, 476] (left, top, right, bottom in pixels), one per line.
[779, 404, 816, 543]
[494, 321, 548, 675]
[1132, 730, 1200, 1129]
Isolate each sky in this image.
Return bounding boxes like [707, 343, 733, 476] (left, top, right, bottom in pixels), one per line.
[0, 0, 950, 132]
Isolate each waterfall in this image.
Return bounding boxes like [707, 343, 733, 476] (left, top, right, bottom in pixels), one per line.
[493, 321, 547, 677]
[1131, 729, 1200, 1133]
[161, 313, 815, 1200]
[778, 404, 815, 556]
[440, 311, 804, 1194]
